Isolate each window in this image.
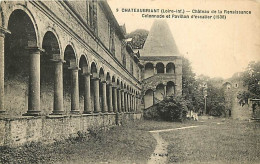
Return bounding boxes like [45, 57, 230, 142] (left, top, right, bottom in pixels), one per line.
[109, 21, 115, 56]
[130, 60, 134, 75]
[137, 68, 140, 80]
[88, 0, 97, 33]
[121, 43, 126, 67]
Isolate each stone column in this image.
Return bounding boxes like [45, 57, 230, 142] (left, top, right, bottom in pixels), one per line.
[50, 59, 64, 115]
[124, 92, 127, 112]
[132, 95, 134, 112]
[117, 88, 122, 113]
[0, 28, 9, 114]
[101, 81, 108, 113]
[70, 67, 80, 114]
[23, 47, 42, 116]
[112, 85, 118, 112]
[136, 95, 139, 112]
[108, 83, 113, 113]
[164, 66, 167, 73]
[121, 90, 125, 112]
[134, 95, 136, 112]
[129, 94, 132, 112]
[93, 77, 100, 113]
[83, 73, 91, 114]
[164, 84, 167, 97]
[127, 92, 130, 112]
[154, 67, 156, 74]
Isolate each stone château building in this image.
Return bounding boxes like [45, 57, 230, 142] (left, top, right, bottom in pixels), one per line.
[0, 0, 182, 147]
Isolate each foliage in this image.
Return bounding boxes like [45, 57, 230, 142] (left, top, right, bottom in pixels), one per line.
[234, 61, 260, 106]
[241, 61, 260, 99]
[182, 58, 204, 113]
[206, 81, 226, 116]
[126, 29, 149, 49]
[144, 96, 188, 122]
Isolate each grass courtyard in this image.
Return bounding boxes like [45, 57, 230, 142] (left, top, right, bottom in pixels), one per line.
[0, 119, 259, 164]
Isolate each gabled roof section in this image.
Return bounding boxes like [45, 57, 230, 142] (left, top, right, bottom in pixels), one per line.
[141, 20, 180, 57]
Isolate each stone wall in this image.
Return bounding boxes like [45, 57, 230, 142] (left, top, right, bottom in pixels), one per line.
[0, 113, 142, 147]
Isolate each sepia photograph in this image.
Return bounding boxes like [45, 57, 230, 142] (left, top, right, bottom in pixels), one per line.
[0, 0, 259, 163]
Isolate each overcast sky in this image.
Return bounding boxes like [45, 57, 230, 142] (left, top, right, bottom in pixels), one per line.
[107, 0, 260, 79]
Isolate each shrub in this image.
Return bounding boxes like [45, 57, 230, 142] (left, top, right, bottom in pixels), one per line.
[144, 96, 188, 122]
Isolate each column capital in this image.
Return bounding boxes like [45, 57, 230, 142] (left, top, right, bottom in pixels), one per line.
[68, 66, 81, 71]
[50, 59, 66, 63]
[0, 27, 11, 37]
[107, 82, 113, 86]
[91, 77, 100, 80]
[112, 84, 118, 88]
[101, 80, 107, 84]
[81, 72, 91, 76]
[25, 46, 45, 53]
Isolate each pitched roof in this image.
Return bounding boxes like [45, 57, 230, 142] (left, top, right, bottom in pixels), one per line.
[141, 20, 180, 57]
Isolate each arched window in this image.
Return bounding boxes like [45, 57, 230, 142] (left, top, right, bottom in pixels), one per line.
[156, 63, 164, 74]
[144, 63, 154, 79]
[166, 63, 175, 73]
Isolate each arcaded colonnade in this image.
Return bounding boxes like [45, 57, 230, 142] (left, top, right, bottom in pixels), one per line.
[0, 2, 141, 117]
[143, 62, 175, 79]
[141, 59, 181, 109]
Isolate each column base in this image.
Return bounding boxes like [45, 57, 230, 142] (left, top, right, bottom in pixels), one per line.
[83, 111, 92, 114]
[70, 110, 80, 115]
[22, 111, 41, 116]
[0, 110, 6, 118]
[0, 110, 6, 114]
[49, 111, 65, 115]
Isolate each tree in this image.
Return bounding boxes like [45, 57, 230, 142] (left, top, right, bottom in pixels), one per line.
[237, 61, 260, 106]
[206, 80, 226, 116]
[182, 58, 204, 113]
[126, 29, 149, 49]
[242, 61, 260, 98]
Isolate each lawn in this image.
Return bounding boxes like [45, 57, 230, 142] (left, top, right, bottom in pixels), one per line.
[0, 121, 156, 164]
[160, 119, 260, 164]
[0, 119, 259, 164]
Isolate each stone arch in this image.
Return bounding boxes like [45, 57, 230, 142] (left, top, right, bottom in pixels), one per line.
[155, 83, 165, 102]
[116, 79, 120, 87]
[90, 62, 98, 76]
[106, 72, 111, 83]
[0, 10, 4, 27]
[41, 27, 63, 56]
[63, 45, 77, 112]
[4, 5, 40, 46]
[79, 55, 89, 113]
[166, 81, 175, 96]
[40, 31, 61, 114]
[99, 67, 105, 111]
[144, 89, 154, 109]
[66, 42, 77, 64]
[4, 8, 40, 116]
[112, 75, 116, 84]
[120, 81, 124, 89]
[99, 67, 105, 81]
[64, 45, 77, 67]
[166, 62, 175, 74]
[156, 62, 164, 74]
[79, 55, 89, 74]
[144, 62, 154, 79]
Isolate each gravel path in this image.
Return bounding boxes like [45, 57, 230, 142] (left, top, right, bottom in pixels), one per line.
[147, 126, 199, 164]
